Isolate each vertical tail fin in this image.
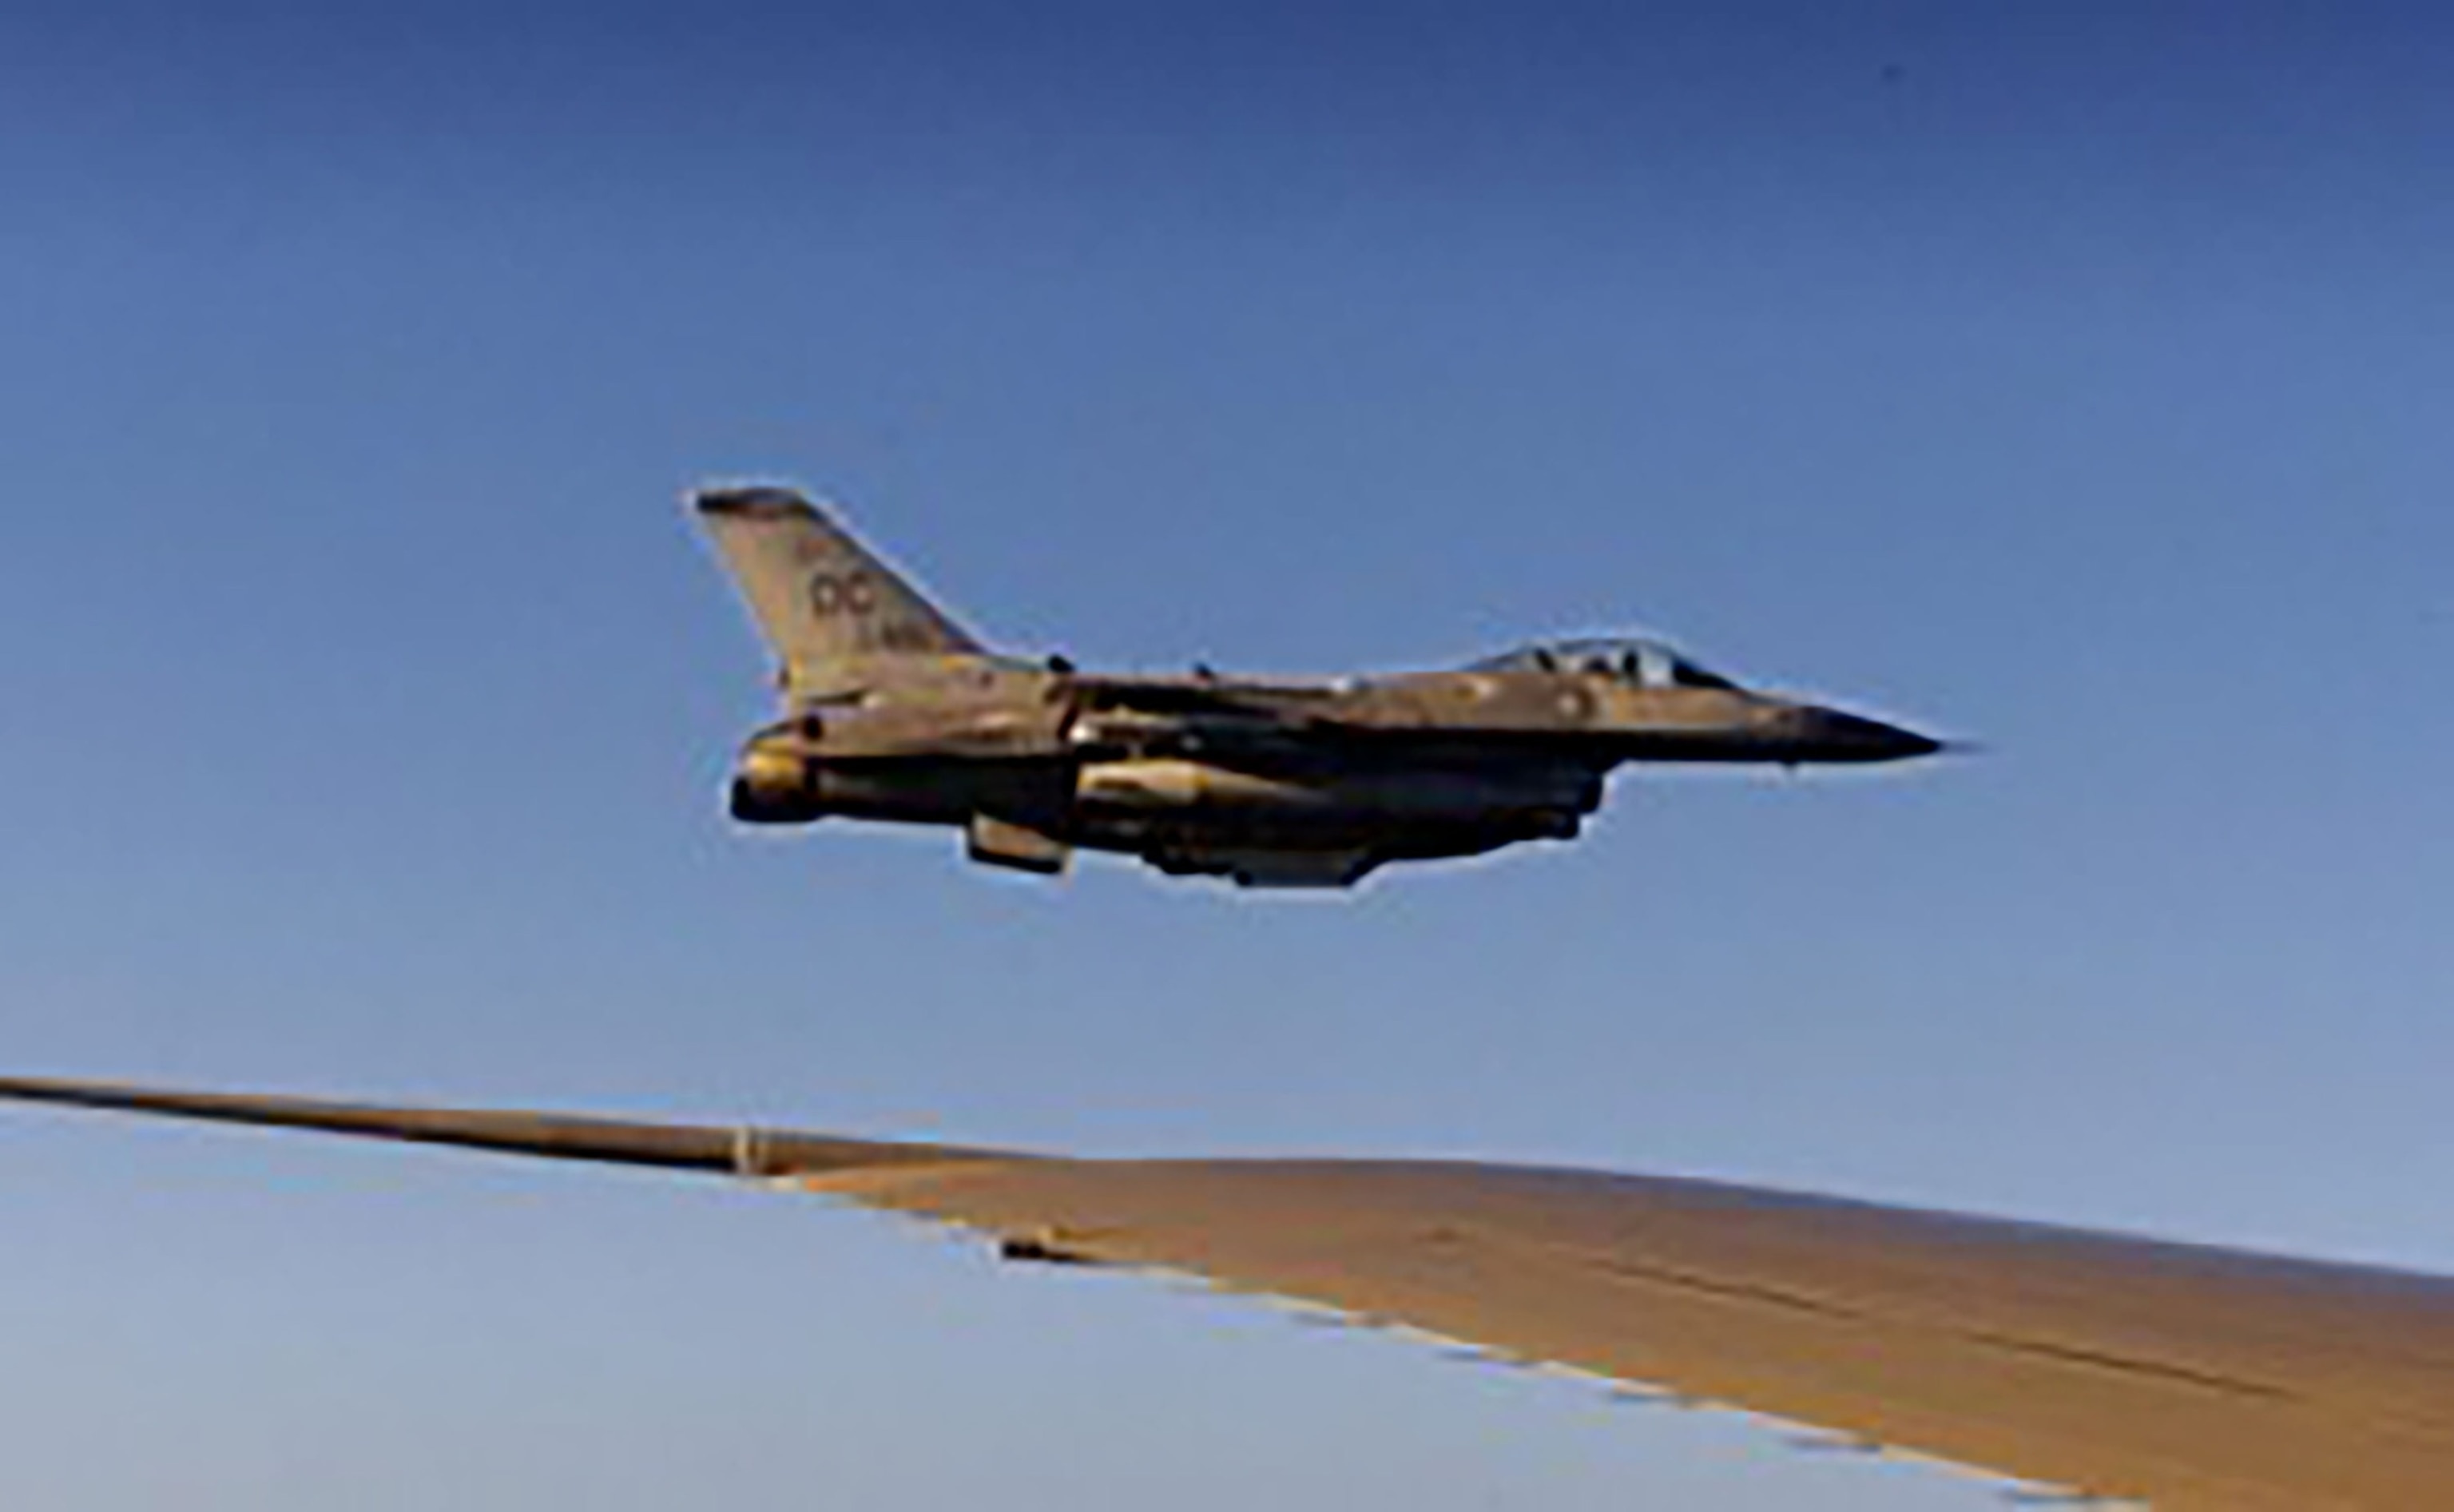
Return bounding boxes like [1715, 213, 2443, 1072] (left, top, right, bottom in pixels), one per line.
[693, 486, 984, 685]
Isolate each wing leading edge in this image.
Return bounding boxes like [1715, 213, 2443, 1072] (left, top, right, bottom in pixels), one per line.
[6, 1073, 2452, 1510]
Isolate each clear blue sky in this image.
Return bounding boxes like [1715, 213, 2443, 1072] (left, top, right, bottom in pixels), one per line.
[2, 3, 2448, 1506]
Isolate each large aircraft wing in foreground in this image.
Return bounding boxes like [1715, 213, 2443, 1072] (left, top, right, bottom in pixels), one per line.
[6, 1073, 2452, 1510]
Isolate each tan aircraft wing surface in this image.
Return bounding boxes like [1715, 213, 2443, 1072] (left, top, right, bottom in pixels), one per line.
[5, 1074, 2452, 1510]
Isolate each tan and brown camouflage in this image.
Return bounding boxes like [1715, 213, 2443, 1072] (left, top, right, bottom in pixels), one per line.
[696, 486, 1941, 887]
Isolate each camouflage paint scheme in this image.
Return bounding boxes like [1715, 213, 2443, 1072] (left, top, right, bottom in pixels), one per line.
[697, 486, 1941, 887]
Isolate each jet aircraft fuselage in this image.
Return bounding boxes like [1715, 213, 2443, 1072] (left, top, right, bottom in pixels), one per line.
[698, 487, 1940, 887]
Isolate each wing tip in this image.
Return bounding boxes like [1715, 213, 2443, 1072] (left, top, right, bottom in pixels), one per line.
[0, 1073, 1010, 1181]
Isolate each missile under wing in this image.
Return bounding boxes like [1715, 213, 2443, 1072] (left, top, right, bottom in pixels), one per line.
[5, 1073, 2451, 1510]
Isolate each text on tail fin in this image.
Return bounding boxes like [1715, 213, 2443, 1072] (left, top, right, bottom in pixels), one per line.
[693, 486, 985, 674]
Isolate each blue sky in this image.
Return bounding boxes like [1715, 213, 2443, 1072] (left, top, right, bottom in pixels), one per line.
[2, 4, 2449, 1506]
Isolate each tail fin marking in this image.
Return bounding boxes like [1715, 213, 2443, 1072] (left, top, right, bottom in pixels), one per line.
[693, 486, 983, 678]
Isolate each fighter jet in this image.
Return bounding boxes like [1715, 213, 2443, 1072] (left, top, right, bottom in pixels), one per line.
[697, 486, 1941, 887]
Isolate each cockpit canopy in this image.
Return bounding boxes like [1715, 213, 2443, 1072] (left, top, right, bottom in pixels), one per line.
[1467, 637, 1740, 692]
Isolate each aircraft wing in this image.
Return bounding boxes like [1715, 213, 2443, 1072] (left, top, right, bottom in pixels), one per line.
[6, 1074, 2452, 1510]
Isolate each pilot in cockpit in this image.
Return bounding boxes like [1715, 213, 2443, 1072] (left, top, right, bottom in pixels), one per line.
[1475, 638, 1739, 692]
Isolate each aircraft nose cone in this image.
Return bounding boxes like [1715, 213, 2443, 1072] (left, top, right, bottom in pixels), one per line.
[1793, 707, 1944, 763]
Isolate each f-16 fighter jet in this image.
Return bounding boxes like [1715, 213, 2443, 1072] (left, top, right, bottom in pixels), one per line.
[696, 486, 1942, 887]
